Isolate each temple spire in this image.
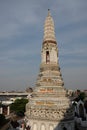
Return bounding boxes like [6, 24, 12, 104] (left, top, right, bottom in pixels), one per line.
[43, 10, 56, 42]
[25, 11, 74, 130]
[48, 9, 51, 16]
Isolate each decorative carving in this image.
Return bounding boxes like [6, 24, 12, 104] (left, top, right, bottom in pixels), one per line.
[27, 107, 73, 121]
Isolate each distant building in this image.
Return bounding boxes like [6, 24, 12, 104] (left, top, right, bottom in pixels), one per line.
[74, 99, 87, 130]
[66, 89, 74, 97]
[26, 87, 33, 93]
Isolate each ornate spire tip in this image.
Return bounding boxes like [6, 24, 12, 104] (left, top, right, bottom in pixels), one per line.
[48, 9, 51, 16]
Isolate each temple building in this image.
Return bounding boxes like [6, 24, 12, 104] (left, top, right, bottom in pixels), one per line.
[25, 10, 75, 130]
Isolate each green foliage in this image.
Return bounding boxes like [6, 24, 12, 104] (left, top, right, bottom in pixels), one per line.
[10, 98, 28, 115]
[77, 89, 81, 93]
[0, 114, 9, 128]
[0, 114, 5, 122]
[0, 102, 2, 107]
[74, 91, 86, 102]
[78, 92, 86, 101]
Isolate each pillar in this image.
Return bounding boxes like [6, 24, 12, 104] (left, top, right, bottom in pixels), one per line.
[0, 107, 3, 114]
[7, 106, 10, 115]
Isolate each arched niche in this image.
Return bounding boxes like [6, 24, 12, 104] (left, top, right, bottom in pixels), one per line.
[63, 127, 67, 130]
[46, 51, 50, 63]
[79, 103, 84, 119]
[41, 123, 46, 130]
[84, 100, 87, 113]
[49, 125, 54, 130]
[33, 123, 37, 130]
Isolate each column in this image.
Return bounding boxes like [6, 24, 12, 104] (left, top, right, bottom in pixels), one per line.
[86, 114, 87, 120]
[0, 107, 3, 114]
[7, 106, 10, 115]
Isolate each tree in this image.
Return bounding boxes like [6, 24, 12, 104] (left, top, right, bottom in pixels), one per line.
[26, 87, 33, 93]
[78, 92, 86, 101]
[74, 91, 86, 102]
[0, 114, 9, 128]
[10, 98, 28, 116]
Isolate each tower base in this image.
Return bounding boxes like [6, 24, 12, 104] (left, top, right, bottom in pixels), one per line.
[26, 118, 75, 130]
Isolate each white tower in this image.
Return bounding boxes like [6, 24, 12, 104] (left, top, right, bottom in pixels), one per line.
[42, 9, 57, 64]
[25, 10, 75, 130]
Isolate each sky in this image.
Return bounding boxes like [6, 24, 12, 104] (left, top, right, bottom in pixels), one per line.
[0, 0, 87, 91]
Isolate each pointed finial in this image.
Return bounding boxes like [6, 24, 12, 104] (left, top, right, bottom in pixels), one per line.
[48, 9, 51, 16]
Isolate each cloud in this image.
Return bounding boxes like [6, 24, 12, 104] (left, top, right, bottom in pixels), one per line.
[0, 1, 42, 39]
[62, 66, 87, 90]
[0, 0, 87, 90]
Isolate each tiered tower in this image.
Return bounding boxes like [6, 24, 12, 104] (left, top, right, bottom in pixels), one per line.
[25, 10, 74, 130]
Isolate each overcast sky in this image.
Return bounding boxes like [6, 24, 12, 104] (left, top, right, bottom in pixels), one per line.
[0, 0, 87, 91]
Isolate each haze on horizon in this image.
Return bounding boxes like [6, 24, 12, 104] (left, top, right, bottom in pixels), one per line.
[0, 0, 87, 91]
